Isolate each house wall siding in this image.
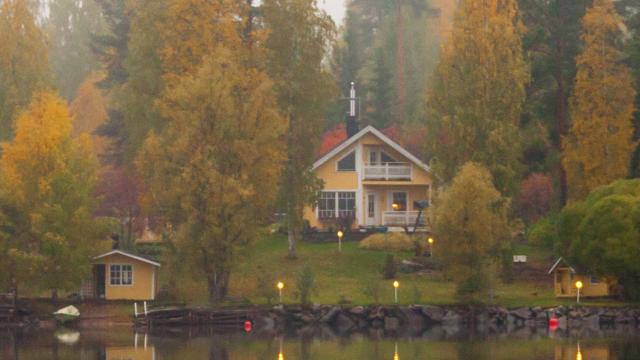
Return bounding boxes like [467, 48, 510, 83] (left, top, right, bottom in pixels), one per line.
[94, 253, 157, 300]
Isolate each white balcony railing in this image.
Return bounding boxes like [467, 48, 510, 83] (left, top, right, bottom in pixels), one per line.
[382, 211, 426, 227]
[363, 162, 412, 181]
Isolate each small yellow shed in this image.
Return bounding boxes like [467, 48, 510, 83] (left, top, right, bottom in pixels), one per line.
[81, 250, 160, 301]
[548, 257, 610, 298]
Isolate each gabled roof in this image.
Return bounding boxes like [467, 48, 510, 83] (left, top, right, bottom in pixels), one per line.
[94, 250, 161, 267]
[547, 257, 576, 275]
[312, 125, 431, 172]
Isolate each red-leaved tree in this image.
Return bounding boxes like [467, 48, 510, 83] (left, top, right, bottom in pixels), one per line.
[514, 173, 553, 225]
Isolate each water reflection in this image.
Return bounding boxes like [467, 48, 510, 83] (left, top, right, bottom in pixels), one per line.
[2, 325, 640, 360]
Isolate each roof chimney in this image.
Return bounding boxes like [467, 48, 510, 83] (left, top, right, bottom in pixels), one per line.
[346, 82, 359, 138]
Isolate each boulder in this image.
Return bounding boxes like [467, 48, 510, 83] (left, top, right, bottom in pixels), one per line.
[349, 306, 366, 316]
[384, 316, 401, 331]
[319, 306, 341, 324]
[510, 308, 532, 320]
[335, 313, 356, 333]
[421, 305, 446, 323]
[442, 310, 462, 325]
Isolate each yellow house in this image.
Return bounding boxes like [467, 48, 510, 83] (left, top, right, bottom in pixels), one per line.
[304, 125, 433, 231]
[81, 250, 160, 301]
[548, 257, 611, 298]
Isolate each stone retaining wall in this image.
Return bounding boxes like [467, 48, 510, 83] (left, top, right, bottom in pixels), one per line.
[253, 304, 640, 335]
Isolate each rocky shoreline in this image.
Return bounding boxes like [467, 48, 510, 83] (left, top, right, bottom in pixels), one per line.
[251, 304, 640, 335]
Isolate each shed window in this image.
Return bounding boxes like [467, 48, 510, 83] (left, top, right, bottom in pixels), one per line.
[110, 264, 133, 286]
[590, 276, 600, 285]
[337, 151, 356, 171]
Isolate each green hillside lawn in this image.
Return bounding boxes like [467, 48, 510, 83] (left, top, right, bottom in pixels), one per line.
[164, 234, 622, 308]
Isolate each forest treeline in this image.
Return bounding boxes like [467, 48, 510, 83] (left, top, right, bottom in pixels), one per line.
[0, 0, 639, 302]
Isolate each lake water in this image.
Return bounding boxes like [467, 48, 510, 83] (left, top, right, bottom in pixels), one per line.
[2, 325, 640, 359]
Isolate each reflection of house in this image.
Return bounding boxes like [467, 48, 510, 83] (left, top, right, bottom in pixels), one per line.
[81, 250, 160, 300]
[304, 125, 433, 231]
[548, 257, 611, 298]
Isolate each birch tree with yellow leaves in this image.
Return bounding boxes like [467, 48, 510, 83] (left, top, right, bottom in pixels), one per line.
[138, 50, 286, 303]
[0, 92, 109, 298]
[562, 0, 637, 202]
[425, 0, 529, 195]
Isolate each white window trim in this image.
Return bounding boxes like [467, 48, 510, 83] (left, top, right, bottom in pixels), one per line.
[335, 150, 356, 172]
[316, 189, 357, 219]
[109, 263, 135, 287]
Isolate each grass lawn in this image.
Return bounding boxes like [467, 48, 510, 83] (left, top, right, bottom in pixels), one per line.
[166, 233, 624, 308]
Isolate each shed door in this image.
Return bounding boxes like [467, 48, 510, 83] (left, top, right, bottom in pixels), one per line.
[95, 264, 106, 298]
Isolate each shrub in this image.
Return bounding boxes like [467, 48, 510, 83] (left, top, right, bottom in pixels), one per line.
[255, 266, 277, 304]
[362, 279, 381, 304]
[296, 265, 316, 305]
[360, 233, 423, 251]
[382, 254, 397, 280]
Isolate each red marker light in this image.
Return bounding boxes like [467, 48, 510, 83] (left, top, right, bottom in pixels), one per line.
[244, 320, 252, 332]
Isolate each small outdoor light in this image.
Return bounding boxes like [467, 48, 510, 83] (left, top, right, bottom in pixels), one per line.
[337, 230, 344, 252]
[393, 280, 400, 304]
[428, 237, 434, 257]
[277, 281, 284, 303]
[575, 280, 583, 304]
[278, 352, 284, 360]
[392, 203, 399, 211]
[394, 342, 400, 360]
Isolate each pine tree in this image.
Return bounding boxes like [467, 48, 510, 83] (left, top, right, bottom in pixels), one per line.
[0, 92, 109, 297]
[0, 0, 50, 141]
[520, 0, 591, 205]
[563, 0, 636, 201]
[137, 52, 286, 302]
[262, 0, 336, 258]
[425, 0, 529, 195]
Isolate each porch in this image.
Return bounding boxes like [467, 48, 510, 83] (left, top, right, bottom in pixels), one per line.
[363, 162, 412, 181]
[363, 187, 429, 229]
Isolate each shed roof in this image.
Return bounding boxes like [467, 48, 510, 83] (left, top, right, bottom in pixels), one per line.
[547, 257, 577, 275]
[94, 250, 161, 267]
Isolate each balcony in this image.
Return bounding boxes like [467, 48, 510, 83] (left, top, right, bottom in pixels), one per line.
[382, 211, 425, 227]
[363, 162, 412, 181]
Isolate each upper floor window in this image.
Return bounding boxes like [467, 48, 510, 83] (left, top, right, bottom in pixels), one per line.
[337, 151, 356, 171]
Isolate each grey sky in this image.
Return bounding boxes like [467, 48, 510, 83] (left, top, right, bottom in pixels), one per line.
[318, 0, 346, 26]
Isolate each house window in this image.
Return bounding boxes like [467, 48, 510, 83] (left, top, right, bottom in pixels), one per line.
[318, 191, 356, 218]
[337, 151, 356, 171]
[338, 192, 356, 218]
[381, 151, 396, 164]
[110, 264, 133, 286]
[318, 192, 336, 219]
[369, 151, 379, 165]
[392, 192, 407, 211]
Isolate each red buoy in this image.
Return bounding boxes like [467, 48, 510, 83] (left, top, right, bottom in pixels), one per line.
[244, 320, 253, 332]
[549, 316, 558, 331]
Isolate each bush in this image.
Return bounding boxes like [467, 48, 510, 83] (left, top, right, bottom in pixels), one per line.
[382, 254, 397, 280]
[296, 265, 316, 305]
[255, 266, 277, 304]
[362, 279, 381, 304]
[360, 233, 424, 251]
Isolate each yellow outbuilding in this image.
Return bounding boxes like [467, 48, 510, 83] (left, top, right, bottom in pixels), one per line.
[81, 250, 160, 301]
[548, 257, 611, 298]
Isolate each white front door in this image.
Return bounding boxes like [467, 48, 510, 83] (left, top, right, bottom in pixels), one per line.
[366, 192, 377, 226]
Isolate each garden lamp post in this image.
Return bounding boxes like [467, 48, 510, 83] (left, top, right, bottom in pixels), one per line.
[337, 230, 344, 252]
[277, 281, 284, 303]
[575, 281, 583, 304]
[394, 342, 399, 360]
[428, 237, 434, 257]
[393, 280, 400, 304]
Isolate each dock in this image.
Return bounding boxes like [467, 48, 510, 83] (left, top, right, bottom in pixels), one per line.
[133, 306, 253, 328]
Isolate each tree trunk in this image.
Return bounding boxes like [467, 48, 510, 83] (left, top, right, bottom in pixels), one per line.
[208, 270, 230, 304]
[556, 41, 569, 206]
[287, 202, 297, 259]
[395, 2, 406, 122]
